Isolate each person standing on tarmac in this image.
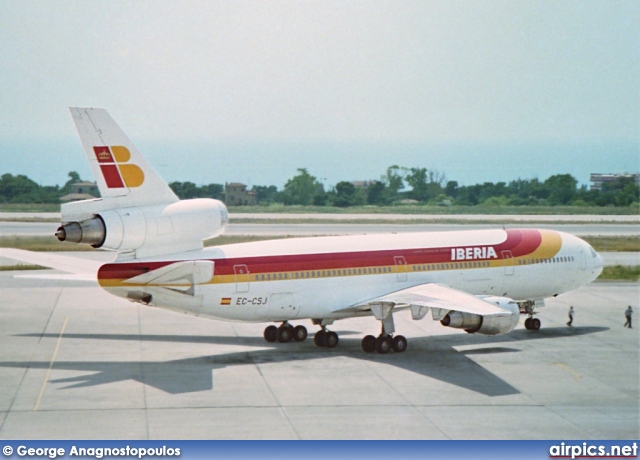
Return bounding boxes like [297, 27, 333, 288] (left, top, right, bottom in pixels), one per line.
[624, 306, 633, 328]
[567, 306, 574, 327]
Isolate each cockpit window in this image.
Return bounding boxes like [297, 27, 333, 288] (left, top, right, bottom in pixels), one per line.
[590, 247, 598, 258]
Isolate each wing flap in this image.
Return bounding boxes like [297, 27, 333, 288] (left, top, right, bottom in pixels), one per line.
[340, 283, 509, 319]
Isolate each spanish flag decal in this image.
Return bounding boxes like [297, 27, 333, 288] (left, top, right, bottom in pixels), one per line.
[221, 298, 231, 306]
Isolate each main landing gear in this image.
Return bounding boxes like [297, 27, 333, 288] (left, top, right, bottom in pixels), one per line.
[263, 322, 308, 343]
[362, 302, 408, 354]
[361, 333, 407, 354]
[519, 300, 542, 331]
[314, 328, 339, 348]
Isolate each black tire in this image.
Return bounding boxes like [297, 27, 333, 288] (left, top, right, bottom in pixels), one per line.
[277, 326, 293, 343]
[324, 331, 339, 348]
[264, 325, 277, 342]
[375, 336, 391, 354]
[392, 335, 408, 353]
[314, 330, 326, 347]
[524, 318, 532, 330]
[531, 318, 541, 330]
[361, 335, 376, 353]
[293, 325, 308, 342]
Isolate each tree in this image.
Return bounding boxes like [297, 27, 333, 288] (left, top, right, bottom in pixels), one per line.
[405, 167, 428, 201]
[381, 165, 405, 204]
[169, 181, 224, 199]
[366, 180, 386, 205]
[405, 167, 445, 202]
[545, 174, 577, 205]
[282, 168, 325, 205]
[333, 181, 357, 207]
[0, 173, 59, 203]
[251, 185, 281, 204]
[62, 171, 81, 194]
[445, 181, 459, 199]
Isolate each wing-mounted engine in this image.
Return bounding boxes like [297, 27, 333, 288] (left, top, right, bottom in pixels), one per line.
[55, 198, 228, 258]
[440, 295, 520, 335]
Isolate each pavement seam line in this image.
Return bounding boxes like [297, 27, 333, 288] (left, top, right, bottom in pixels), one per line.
[34, 316, 68, 411]
[39, 289, 63, 343]
[137, 304, 151, 440]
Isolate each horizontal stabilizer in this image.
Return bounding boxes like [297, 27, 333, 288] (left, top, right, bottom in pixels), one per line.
[0, 248, 106, 276]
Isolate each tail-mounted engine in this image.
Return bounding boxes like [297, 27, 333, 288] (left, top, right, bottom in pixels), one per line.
[55, 198, 228, 258]
[440, 296, 520, 335]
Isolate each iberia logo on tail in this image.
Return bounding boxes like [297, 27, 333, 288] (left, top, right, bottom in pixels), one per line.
[93, 146, 144, 188]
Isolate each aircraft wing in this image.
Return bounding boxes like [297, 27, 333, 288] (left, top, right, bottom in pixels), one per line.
[0, 248, 105, 281]
[338, 283, 510, 320]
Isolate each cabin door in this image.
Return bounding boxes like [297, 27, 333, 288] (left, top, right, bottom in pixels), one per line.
[501, 251, 514, 276]
[234, 264, 250, 293]
[394, 256, 408, 282]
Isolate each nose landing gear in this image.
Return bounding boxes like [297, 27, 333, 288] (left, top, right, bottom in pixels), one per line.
[524, 317, 541, 330]
[519, 300, 543, 331]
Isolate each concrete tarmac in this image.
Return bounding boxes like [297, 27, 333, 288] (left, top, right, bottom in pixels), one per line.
[0, 272, 637, 439]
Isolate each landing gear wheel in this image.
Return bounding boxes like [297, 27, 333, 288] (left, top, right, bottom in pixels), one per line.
[375, 336, 392, 354]
[361, 335, 376, 353]
[264, 325, 277, 342]
[531, 318, 541, 330]
[293, 325, 308, 342]
[324, 331, 339, 348]
[524, 318, 532, 330]
[314, 330, 326, 347]
[276, 325, 293, 343]
[391, 335, 408, 353]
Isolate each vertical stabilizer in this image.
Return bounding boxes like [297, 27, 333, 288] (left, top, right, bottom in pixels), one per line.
[69, 107, 178, 208]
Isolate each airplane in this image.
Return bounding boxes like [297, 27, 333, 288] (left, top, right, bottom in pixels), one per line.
[0, 108, 604, 355]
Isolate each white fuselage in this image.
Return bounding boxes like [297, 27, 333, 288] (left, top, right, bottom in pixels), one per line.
[99, 228, 603, 323]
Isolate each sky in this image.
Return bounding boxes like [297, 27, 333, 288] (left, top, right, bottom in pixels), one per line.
[1, 0, 638, 189]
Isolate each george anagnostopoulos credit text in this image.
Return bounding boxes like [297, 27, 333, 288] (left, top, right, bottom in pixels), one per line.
[11, 445, 180, 459]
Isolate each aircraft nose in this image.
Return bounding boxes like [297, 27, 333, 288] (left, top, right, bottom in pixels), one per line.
[590, 248, 605, 279]
[595, 252, 604, 268]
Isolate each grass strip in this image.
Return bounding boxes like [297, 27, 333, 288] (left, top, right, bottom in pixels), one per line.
[0, 264, 47, 271]
[598, 265, 640, 282]
[0, 236, 91, 251]
[583, 236, 640, 252]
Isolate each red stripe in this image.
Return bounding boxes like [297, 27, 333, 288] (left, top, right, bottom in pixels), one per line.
[97, 229, 545, 281]
[100, 164, 125, 188]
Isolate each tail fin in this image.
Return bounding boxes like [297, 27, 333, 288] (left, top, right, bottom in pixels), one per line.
[69, 107, 178, 208]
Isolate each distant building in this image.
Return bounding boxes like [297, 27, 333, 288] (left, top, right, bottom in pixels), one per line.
[224, 183, 256, 206]
[352, 180, 374, 189]
[60, 181, 100, 202]
[590, 173, 640, 191]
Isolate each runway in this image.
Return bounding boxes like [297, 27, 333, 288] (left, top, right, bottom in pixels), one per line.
[1, 220, 639, 237]
[0, 271, 637, 439]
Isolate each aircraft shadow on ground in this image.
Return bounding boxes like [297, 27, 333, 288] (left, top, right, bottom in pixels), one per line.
[4, 326, 608, 397]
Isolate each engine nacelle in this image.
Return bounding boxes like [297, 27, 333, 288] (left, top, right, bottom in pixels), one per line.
[56, 198, 228, 257]
[440, 296, 520, 336]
